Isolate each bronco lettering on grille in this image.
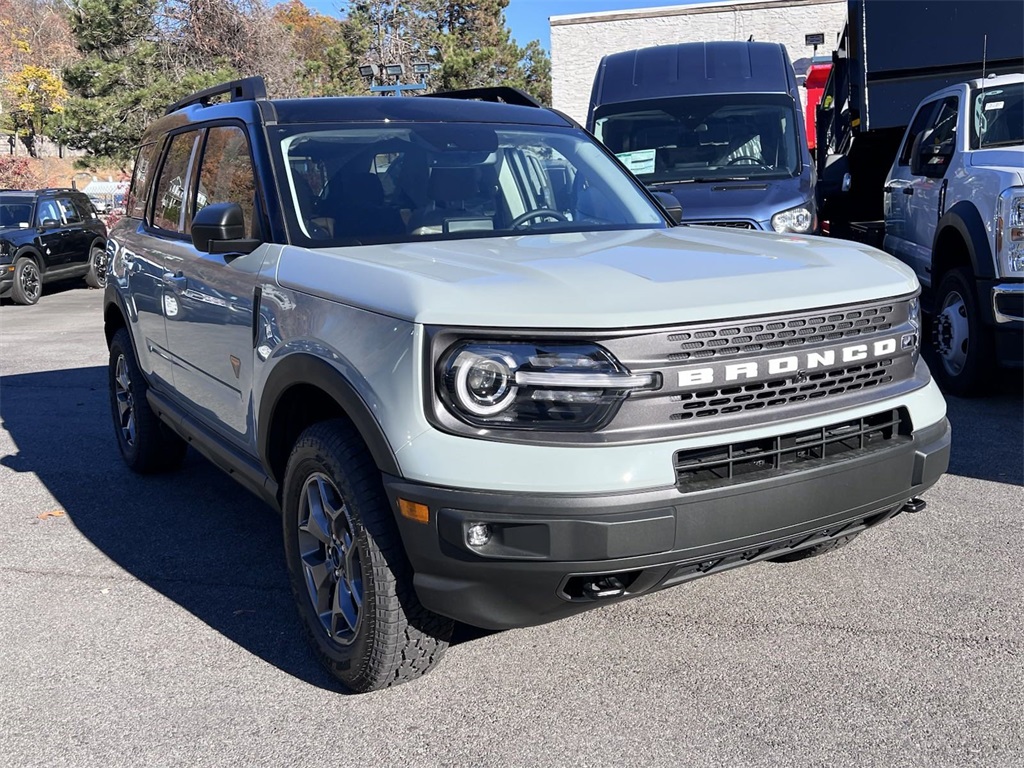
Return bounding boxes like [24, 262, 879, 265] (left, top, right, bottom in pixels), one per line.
[677, 337, 903, 388]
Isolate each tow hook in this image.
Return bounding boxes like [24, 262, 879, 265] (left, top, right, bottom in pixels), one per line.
[581, 575, 628, 599]
[901, 497, 927, 514]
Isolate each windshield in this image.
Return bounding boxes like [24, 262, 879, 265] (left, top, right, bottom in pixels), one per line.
[971, 82, 1023, 149]
[271, 122, 666, 247]
[594, 94, 801, 184]
[0, 194, 33, 228]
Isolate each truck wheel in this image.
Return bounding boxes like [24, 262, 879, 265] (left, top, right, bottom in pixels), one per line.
[108, 328, 187, 473]
[85, 245, 107, 288]
[11, 257, 41, 305]
[771, 533, 859, 563]
[282, 420, 453, 692]
[931, 268, 995, 397]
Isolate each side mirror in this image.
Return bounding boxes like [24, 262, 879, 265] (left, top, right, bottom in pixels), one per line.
[39, 218, 59, 229]
[191, 202, 261, 255]
[651, 190, 683, 224]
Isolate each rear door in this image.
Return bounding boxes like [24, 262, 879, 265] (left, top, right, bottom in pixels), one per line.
[55, 196, 91, 269]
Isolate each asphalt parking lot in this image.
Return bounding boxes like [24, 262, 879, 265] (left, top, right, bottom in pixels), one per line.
[1, 284, 1022, 768]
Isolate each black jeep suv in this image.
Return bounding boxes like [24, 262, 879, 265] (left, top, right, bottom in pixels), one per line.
[0, 188, 108, 305]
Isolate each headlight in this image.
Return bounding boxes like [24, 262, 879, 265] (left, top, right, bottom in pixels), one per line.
[771, 203, 815, 234]
[439, 341, 657, 430]
[996, 188, 1024, 276]
[0, 240, 11, 258]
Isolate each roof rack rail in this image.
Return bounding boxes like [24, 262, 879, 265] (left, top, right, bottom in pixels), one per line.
[36, 187, 77, 194]
[165, 76, 268, 115]
[421, 86, 542, 108]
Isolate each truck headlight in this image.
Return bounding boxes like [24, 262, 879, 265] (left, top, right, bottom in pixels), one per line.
[771, 203, 815, 234]
[996, 189, 1024, 276]
[439, 341, 658, 430]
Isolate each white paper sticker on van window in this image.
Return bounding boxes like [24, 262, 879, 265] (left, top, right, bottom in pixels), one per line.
[616, 149, 657, 175]
[985, 101, 1004, 111]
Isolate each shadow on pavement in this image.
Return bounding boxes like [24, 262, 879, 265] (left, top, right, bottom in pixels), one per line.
[942, 371, 1023, 486]
[0, 365, 1016, 691]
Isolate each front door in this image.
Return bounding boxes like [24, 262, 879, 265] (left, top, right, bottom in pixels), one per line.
[161, 124, 265, 446]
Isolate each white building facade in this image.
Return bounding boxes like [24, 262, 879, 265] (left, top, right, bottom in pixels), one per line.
[550, 0, 847, 125]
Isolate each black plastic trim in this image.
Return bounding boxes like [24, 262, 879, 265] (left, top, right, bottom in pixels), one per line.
[385, 417, 950, 629]
[258, 354, 400, 478]
[934, 201, 996, 282]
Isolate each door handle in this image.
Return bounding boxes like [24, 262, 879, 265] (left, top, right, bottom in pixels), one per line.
[903, 187, 914, 196]
[883, 185, 894, 193]
[162, 271, 187, 292]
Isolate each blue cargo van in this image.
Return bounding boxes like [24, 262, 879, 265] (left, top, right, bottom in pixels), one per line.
[588, 41, 816, 233]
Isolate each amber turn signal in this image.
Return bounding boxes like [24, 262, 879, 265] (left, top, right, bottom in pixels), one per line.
[398, 498, 430, 524]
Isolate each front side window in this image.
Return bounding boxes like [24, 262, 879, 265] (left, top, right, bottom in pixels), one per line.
[594, 94, 801, 184]
[898, 101, 938, 166]
[971, 81, 1023, 149]
[195, 125, 258, 237]
[36, 199, 61, 226]
[152, 131, 201, 234]
[272, 122, 666, 247]
[56, 198, 82, 224]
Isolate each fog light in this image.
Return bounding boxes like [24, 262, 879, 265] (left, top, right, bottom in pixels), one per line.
[466, 523, 491, 547]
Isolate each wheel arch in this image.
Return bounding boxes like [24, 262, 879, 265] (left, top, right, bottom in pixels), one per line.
[13, 246, 43, 270]
[932, 202, 994, 285]
[103, 296, 129, 348]
[259, 354, 400, 491]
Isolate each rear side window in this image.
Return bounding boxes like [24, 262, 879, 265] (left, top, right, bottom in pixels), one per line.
[194, 125, 258, 238]
[152, 131, 201, 234]
[127, 142, 159, 219]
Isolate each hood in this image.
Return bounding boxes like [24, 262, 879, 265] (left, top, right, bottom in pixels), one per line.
[969, 147, 1024, 183]
[652, 173, 812, 224]
[276, 227, 919, 328]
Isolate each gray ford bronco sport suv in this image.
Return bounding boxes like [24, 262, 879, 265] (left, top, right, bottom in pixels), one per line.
[104, 77, 951, 692]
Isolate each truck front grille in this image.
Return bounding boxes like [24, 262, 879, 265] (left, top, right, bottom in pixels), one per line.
[673, 408, 909, 491]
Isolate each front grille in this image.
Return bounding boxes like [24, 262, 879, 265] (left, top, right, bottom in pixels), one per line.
[669, 360, 895, 421]
[666, 302, 897, 362]
[689, 220, 756, 229]
[673, 408, 908, 491]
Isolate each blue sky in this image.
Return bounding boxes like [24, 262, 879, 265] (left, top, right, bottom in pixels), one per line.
[280, 1, 691, 50]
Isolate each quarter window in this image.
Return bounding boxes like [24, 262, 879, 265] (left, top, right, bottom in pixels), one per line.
[127, 142, 158, 219]
[152, 131, 201, 234]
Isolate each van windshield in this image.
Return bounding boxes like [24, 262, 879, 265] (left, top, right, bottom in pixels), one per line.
[594, 94, 801, 184]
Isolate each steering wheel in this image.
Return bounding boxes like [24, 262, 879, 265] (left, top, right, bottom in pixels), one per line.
[726, 156, 763, 166]
[510, 209, 568, 229]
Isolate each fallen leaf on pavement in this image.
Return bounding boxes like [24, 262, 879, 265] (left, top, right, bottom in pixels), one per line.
[36, 510, 66, 520]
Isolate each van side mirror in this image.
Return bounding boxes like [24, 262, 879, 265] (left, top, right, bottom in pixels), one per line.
[651, 190, 683, 224]
[191, 202, 261, 255]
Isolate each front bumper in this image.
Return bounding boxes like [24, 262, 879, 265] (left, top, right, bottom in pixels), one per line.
[978, 279, 1024, 367]
[386, 417, 951, 629]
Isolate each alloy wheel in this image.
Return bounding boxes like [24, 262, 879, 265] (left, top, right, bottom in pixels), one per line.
[113, 354, 136, 447]
[296, 472, 363, 645]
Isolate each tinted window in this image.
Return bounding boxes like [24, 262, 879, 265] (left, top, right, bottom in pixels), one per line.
[127, 142, 159, 219]
[195, 125, 257, 238]
[971, 81, 1023, 149]
[0, 195, 33, 227]
[152, 131, 201, 233]
[898, 101, 937, 166]
[57, 197, 82, 224]
[36, 199, 61, 226]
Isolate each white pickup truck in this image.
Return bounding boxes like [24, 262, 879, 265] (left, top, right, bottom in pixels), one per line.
[883, 73, 1024, 395]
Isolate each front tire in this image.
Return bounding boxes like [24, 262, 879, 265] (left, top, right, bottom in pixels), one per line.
[108, 328, 187, 473]
[282, 420, 453, 693]
[931, 267, 995, 397]
[85, 245, 107, 289]
[11, 256, 41, 305]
